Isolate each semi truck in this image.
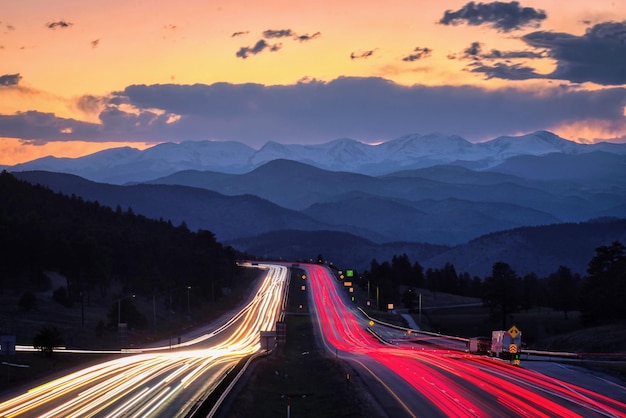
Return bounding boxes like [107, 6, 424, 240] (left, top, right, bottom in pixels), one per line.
[490, 329, 521, 359]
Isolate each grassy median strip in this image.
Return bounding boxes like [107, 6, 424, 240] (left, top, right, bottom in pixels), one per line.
[217, 268, 372, 418]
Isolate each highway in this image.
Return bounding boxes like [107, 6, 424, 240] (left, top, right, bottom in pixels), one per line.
[304, 263, 626, 418]
[0, 263, 288, 418]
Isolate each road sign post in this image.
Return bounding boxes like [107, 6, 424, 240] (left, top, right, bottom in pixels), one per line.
[507, 325, 521, 365]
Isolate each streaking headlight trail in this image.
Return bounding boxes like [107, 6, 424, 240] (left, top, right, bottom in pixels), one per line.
[0, 264, 288, 418]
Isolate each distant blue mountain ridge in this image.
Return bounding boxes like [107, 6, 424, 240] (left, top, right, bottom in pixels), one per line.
[6, 130, 626, 276]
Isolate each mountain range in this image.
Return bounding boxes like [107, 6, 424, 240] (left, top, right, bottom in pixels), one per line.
[4, 130, 626, 184]
[6, 130, 626, 276]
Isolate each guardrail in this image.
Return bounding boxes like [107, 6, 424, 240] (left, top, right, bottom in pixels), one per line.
[358, 307, 467, 343]
[357, 307, 626, 363]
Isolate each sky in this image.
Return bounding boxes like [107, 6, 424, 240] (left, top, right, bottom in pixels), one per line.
[1, 0, 626, 165]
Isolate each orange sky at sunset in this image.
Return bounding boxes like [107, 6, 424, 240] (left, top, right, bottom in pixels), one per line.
[1, 0, 626, 165]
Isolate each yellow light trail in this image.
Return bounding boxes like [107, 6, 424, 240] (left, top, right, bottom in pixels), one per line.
[0, 264, 288, 417]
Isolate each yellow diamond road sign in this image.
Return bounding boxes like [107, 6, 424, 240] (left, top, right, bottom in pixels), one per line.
[508, 325, 520, 338]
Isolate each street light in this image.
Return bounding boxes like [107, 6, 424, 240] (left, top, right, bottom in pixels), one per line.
[118, 293, 136, 326]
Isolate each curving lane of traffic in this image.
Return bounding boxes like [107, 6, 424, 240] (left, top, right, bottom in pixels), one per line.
[304, 263, 626, 417]
[0, 263, 288, 418]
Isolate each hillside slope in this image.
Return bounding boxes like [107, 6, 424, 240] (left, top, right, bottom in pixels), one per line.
[229, 218, 626, 277]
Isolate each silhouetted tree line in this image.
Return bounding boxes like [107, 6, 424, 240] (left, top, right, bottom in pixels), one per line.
[0, 171, 240, 329]
[359, 241, 626, 327]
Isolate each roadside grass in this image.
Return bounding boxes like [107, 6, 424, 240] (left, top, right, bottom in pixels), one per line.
[222, 317, 363, 418]
[421, 305, 584, 348]
[414, 303, 626, 355]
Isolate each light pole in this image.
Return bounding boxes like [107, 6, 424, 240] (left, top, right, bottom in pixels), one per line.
[118, 293, 136, 326]
[419, 292, 422, 324]
[376, 286, 379, 310]
[186, 286, 191, 320]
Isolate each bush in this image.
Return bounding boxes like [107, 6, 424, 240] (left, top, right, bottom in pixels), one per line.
[33, 325, 64, 356]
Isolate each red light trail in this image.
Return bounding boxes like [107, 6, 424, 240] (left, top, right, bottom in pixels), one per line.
[305, 263, 626, 417]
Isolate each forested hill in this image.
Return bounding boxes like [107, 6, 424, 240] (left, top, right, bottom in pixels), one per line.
[0, 171, 238, 303]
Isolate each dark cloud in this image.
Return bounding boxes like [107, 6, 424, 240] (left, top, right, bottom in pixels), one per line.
[481, 48, 544, 59]
[439, 1, 547, 32]
[1, 22, 16, 32]
[231, 31, 249, 37]
[236, 28, 320, 58]
[263, 29, 294, 39]
[0, 73, 22, 87]
[468, 62, 541, 80]
[350, 50, 376, 60]
[0, 111, 100, 141]
[402, 47, 432, 62]
[46, 20, 73, 30]
[459, 21, 626, 85]
[295, 32, 321, 42]
[91, 39, 100, 49]
[76, 95, 105, 114]
[0, 107, 181, 143]
[463, 42, 482, 58]
[236, 40, 282, 59]
[2, 77, 624, 145]
[521, 21, 626, 85]
[96, 106, 178, 139]
[461, 41, 544, 60]
[262, 29, 320, 42]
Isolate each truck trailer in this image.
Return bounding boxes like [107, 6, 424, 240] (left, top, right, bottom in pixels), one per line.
[468, 336, 491, 354]
[490, 329, 521, 359]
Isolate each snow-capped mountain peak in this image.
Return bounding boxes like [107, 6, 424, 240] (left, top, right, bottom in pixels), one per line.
[6, 131, 625, 183]
[481, 130, 583, 157]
